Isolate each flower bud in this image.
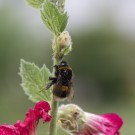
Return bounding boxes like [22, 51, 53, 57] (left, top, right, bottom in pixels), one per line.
[53, 31, 72, 59]
[58, 31, 72, 49]
[58, 104, 123, 135]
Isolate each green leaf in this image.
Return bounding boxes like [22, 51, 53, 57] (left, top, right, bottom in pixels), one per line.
[26, 0, 44, 8]
[61, 44, 72, 56]
[41, 0, 68, 35]
[19, 59, 52, 103]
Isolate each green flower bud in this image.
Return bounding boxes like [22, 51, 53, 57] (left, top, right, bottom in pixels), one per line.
[52, 31, 72, 60]
[58, 31, 72, 57]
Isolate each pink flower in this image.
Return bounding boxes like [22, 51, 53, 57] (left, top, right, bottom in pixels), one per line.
[75, 113, 123, 135]
[58, 104, 123, 135]
[0, 101, 51, 135]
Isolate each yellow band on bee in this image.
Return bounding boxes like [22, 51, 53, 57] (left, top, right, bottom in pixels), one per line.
[62, 86, 69, 91]
[59, 67, 71, 70]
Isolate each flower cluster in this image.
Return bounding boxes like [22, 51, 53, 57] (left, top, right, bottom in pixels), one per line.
[0, 101, 51, 135]
[58, 104, 123, 135]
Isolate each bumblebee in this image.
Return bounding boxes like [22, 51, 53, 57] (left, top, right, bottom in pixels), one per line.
[46, 61, 74, 101]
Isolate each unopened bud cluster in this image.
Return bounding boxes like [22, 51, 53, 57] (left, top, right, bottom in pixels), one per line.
[53, 31, 72, 60]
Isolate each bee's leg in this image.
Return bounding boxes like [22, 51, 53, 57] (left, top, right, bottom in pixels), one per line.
[49, 77, 56, 80]
[54, 65, 59, 77]
[46, 77, 57, 90]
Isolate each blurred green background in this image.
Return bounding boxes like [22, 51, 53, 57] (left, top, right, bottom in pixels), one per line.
[0, 0, 135, 134]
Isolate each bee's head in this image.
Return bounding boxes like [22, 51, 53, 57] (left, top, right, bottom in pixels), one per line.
[60, 61, 68, 66]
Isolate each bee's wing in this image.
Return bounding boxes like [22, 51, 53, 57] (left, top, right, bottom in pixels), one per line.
[68, 87, 74, 101]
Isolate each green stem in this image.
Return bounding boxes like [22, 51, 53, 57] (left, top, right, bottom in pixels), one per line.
[48, 36, 60, 135]
[49, 98, 59, 135]
[49, 0, 66, 133]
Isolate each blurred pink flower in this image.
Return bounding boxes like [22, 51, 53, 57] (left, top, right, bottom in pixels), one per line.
[58, 104, 123, 135]
[0, 101, 51, 135]
[75, 113, 123, 135]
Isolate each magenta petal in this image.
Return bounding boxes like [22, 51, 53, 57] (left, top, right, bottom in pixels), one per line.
[84, 113, 123, 135]
[0, 124, 19, 135]
[101, 113, 123, 135]
[34, 101, 51, 113]
[0, 101, 51, 135]
[24, 108, 37, 124]
[34, 101, 51, 120]
[102, 113, 123, 129]
[42, 113, 52, 122]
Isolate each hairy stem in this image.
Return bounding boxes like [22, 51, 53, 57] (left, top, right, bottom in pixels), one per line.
[49, 0, 66, 134]
[49, 98, 59, 135]
[48, 36, 60, 135]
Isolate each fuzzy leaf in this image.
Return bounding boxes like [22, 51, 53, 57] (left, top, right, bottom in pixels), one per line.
[19, 59, 52, 103]
[41, 0, 68, 35]
[61, 44, 72, 56]
[26, 0, 44, 8]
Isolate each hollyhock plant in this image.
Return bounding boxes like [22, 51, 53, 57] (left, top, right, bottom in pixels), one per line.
[15, 0, 124, 135]
[58, 104, 123, 135]
[0, 101, 51, 135]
